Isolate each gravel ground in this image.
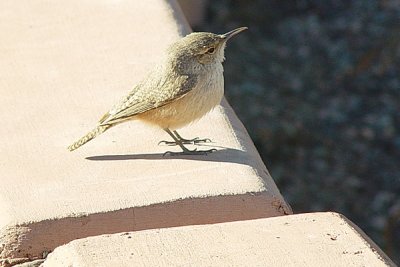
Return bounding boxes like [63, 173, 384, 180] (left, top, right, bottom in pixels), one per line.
[198, 0, 400, 263]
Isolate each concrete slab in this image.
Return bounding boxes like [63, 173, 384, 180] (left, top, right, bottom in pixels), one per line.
[0, 0, 290, 263]
[41, 212, 395, 267]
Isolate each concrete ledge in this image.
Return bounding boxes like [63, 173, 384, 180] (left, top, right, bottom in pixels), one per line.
[41, 212, 395, 267]
[0, 0, 290, 263]
[1, 192, 288, 265]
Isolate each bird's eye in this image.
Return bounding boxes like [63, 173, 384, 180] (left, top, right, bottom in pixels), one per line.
[206, 47, 215, 54]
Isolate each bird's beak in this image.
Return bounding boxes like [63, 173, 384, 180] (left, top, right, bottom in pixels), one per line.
[220, 27, 248, 42]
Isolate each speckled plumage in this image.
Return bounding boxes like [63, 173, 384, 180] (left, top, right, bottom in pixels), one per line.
[68, 28, 247, 152]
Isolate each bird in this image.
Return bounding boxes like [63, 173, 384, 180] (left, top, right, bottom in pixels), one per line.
[68, 27, 248, 155]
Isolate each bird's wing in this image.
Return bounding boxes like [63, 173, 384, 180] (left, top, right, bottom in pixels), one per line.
[99, 72, 197, 125]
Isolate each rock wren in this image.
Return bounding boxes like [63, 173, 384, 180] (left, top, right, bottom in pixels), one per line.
[68, 27, 247, 155]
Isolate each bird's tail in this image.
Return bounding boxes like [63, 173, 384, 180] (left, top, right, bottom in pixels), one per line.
[68, 124, 111, 151]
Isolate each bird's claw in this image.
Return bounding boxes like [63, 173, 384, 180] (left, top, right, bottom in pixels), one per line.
[158, 138, 212, 146]
[158, 140, 176, 146]
[192, 138, 212, 144]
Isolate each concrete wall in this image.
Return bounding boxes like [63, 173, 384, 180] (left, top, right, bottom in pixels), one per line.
[0, 0, 395, 266]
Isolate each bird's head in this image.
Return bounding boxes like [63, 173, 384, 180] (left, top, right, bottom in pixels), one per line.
[169, 27, 248, 67]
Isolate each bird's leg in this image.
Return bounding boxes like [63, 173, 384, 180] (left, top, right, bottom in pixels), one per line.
[162, 128, 216, 156]
[158, 129, 211, 146]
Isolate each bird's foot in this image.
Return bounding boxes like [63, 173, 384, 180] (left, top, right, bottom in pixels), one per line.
[163, 148, 217, 156]
[158, 137, 212, 146]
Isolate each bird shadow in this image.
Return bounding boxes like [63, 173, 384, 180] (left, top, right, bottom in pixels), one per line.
[86, 145, 257, 167]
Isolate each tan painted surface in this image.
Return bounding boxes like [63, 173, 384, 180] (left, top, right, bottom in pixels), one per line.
[42, 212, 395, 267]
[0, 0, 290, 262]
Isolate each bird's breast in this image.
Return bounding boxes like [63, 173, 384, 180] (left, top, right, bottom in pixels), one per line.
[139, 64, 224, 130]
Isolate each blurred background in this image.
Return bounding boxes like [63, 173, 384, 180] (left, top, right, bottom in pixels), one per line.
[180, 0, 400, 263]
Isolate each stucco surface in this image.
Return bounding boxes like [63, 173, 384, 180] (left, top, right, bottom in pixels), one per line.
[0, 0, 289, 262]
[42, 212, 395, 267]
